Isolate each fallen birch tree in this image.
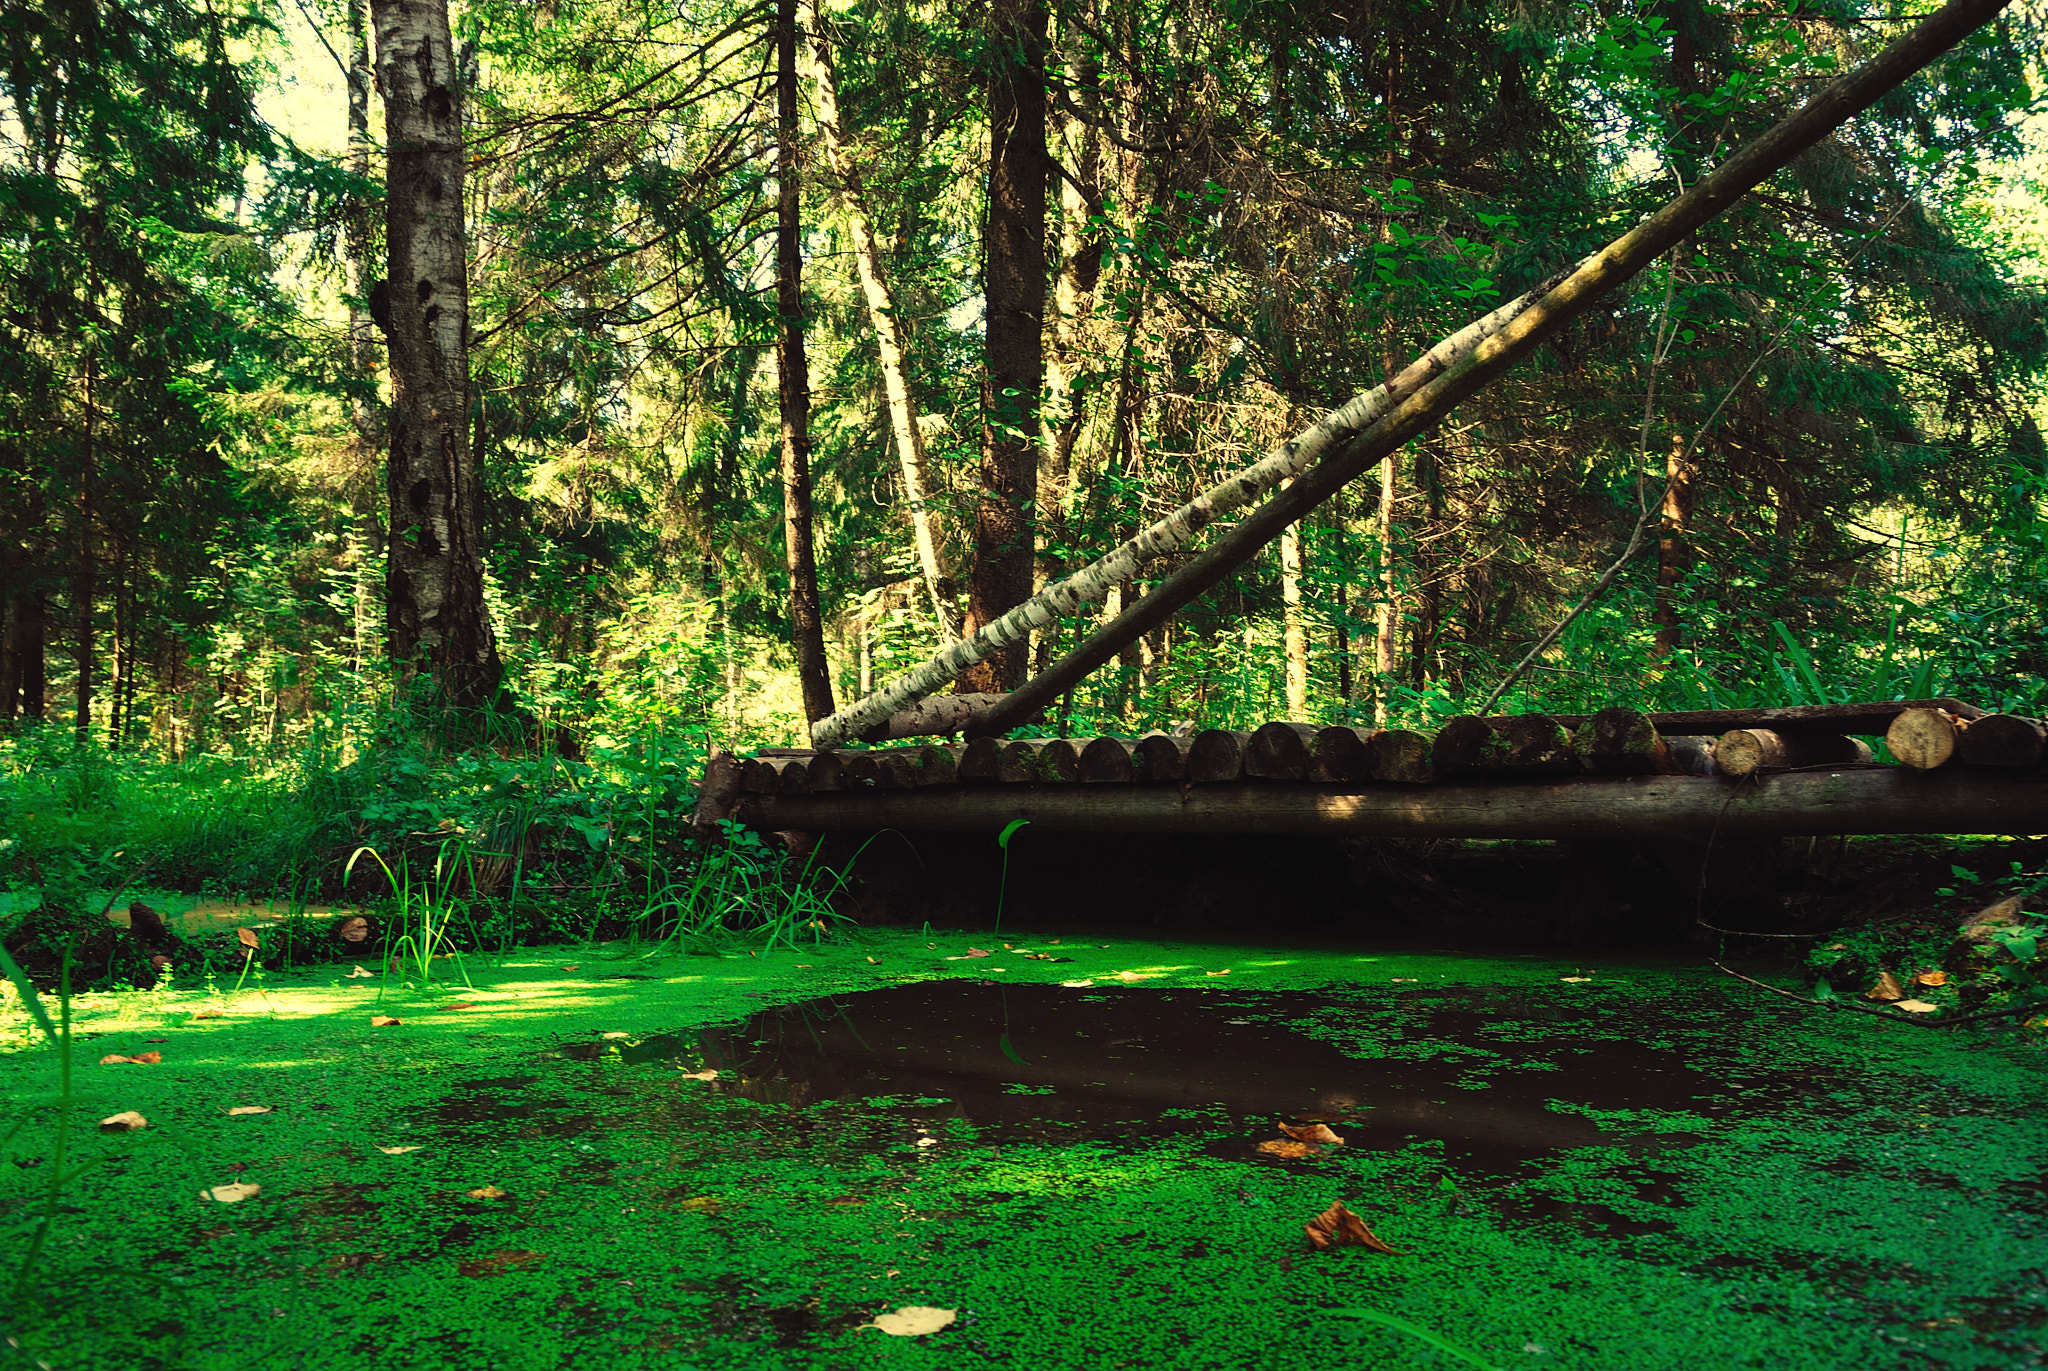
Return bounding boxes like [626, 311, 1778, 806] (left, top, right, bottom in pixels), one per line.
[813, 0, 2010, 748]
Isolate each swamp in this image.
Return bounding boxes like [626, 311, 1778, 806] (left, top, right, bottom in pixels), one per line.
[6, 0, 2048, 1365]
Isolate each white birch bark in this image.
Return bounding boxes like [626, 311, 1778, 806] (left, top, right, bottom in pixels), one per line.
[809, 268, 1574, 746]
[802, 0, 957, 642]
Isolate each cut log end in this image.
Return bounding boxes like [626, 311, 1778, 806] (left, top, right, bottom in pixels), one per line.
[1886, 708, 1961, 771]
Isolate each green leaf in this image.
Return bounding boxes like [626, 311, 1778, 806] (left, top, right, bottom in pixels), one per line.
[997, 819, 1030, 851]
[1326, 1309, 1502, 1370]
[0, 942, 56, 1046]
[998, 1032, 1029, 1067]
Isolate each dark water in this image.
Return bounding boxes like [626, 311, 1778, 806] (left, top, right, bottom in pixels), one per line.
[540, 981, 1781, 1175]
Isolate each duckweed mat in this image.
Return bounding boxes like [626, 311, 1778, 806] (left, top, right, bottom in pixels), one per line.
[3, 930, 2045, 1369]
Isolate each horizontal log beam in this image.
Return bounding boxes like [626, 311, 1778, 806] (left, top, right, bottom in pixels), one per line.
[735, 768, 2048, 841]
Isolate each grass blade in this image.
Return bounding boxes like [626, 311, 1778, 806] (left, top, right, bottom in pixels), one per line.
[0, 943, 56, 1045]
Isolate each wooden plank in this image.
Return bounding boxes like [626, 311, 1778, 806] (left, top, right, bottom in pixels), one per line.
[1246, 721, 1317, 780]
[1308, 726, 1374, 783]
[737, 768, 2048, 840]
[1487, 698, 1985, 737]
[1957, 714, 2047, 769]
[1187, 729, 1251, 782]
[1133, 733, 1192, 782]
[1078, 736, 1138, 783]
[1715, 729, 1872, 778]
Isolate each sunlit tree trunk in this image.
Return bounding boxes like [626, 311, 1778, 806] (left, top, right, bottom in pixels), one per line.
[372, 0, 501, 706]
[1652, 433, 1695, 659]
[776, 0, 835, 724]
[959, 0, 1048, 695]
[1280, 492, 1308, 718]
[803, 4, 956, 641]
[1372, 451, 1398, 725]
[345, 0, 381, 455]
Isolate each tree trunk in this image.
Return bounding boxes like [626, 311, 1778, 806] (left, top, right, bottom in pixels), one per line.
[959, 0, 1048, 695]
[775, 0, 835, 725]
[803, 4, 955, 641]
[372, 0, 500, 706]
[1372, 449, 1397, 725]
[73, 351, 96, 743]
[1651, 431, 1693, 658]
[345, 0, 381, 454]
[1279, 495, 1308, 718]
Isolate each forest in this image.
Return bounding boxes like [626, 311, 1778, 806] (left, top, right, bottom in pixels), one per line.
[3, 1, 2048, 1365]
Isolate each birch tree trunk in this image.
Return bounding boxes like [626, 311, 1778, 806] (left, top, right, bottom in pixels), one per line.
[1372, 451, 1397, 725]
[372, 0, 500, 706]
[1279, 495, 1308, 719]
[803, 1, 956, 641]
[777, 0, 835, 724]
[959, 0, 1049, 695]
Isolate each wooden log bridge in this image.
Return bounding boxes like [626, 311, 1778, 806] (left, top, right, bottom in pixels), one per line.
[706, 700, 2048, 841]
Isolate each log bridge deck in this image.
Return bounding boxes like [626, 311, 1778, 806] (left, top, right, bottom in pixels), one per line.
[707, 700, 2048, 842]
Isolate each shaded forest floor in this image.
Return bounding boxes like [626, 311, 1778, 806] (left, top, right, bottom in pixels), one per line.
[3, 928, 2045, 1370]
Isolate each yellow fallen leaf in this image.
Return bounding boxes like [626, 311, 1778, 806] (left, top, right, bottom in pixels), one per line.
[678, 1196, 727, 1214]
[203, 1182, 261, 1204]
[191, 1007, 228, 1019]
[1060, 979, 1092, 988]
[1205, 969, 1232, 976]
[1303, 1200, 1405, 1253]
[100, 1052, 161, 1066]
[226, 1106, 274, 1117]
[1560, 976, 1594, 983]
[1257, 1139, 1318, 1158]
[866, 956, 880, 964]
[678, 1069, 719, 1081]
[99, 1111, 147, 1132]
[1115, 971, 1161, 982]
[1280, 1122, 1345, 1145]
[561, 964, 579, 972]
[1867, 972, 1906, 1002]
[863, 1306, 956, 1337]
[342, 966, 375, 979]
[466, 1185, 507, 1200]
[1893, 999, 1939, 1013]
[370, 1015, 402, 1027]
[1914, 969, 1948, 987]
[376, 1145, 423, 1155]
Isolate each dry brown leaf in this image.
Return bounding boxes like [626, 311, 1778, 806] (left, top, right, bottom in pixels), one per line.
[466, 1185, 507, 1200]
[561, 964, 579, 972]
[678, 1196, 727, 1214]
[338, 916, 370, 942]
[235, 926, 260, 950]
[226, 1105, 273, 1117]
[1280, 1122, 1345, 1146]
[342, 966, 375, 979]
[369, 1015, 402, 1027]
[99, 1052, 161, 1066]
[1893, 999, 1940, 1013]
[1256, 1140, 1318, 1158]
[1560, 976, 1594, 983]
[441, 1002, 478, 1011]
[457, 1249, 543, 1278]
[376, 1145, 422, 1155]
[1867, 971, 1906, 1002]
[964, 947, 992, 957]
[202, 1182, 262, 1204]
[1914, 969, 1949, 987]
[678, 1069, 719, 1081]
[99, 1111, 148, 1132]
[863, 1307, 956, 1337]
[191, 1006, 227, 1018]
[1115, 971, 1161, 982]
[1302, 1200, 1406, 1253]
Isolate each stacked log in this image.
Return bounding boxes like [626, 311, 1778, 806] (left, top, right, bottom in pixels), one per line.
[1246, 722, 1318, 780]
[1714, 729, 1872, 778]
[1956, 714, 2046, 769]
[1187, 729, 1252, 782]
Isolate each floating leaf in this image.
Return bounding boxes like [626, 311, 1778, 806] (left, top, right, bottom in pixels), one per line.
[1304, 1200, 1406, 1253]
[338, 917, 370, 943]
[376, 1145, 422, 1155]
[1281, 1122, 1345, 1146]
[1205, 969, 1232, 976]
[864, 1306, 956, 1337]
[203, 1182, 262, 1204]
[1893, 999, 1939, 1013]
[678, 1068, 719, 1081]
[226, 1105, 274, 1117]
[1115, 971, 1161, 982]
[441, 1002, 478, 1011]
[191, 1007, 227, 1019]
[342, 967, 375, 979]
[1257, 1139, 1318, 1158]
[370, 1015, 402, 1027]
[457, 1249, 543, 1278]
[1914, 969, 1948, 987]
[236, 927, 260, 950]
[99, 1111, 147, 1132]
[100, 1052, 161, 1066]
[1866, 972, 1905, 1002]
[561, 964, 579, 972]
[1060, 979, 1093, 988]
[678, 1196, 727, 1214]
[1560, 976, 1594, 983]
[466, 1185, 507, 1200]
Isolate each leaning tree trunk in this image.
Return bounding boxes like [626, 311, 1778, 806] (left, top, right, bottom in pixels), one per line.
[372, 0, 500, 706]
[959, 0, 1049, 694]
[803, 3, 955, 642]
[777, 0, 835, 725]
